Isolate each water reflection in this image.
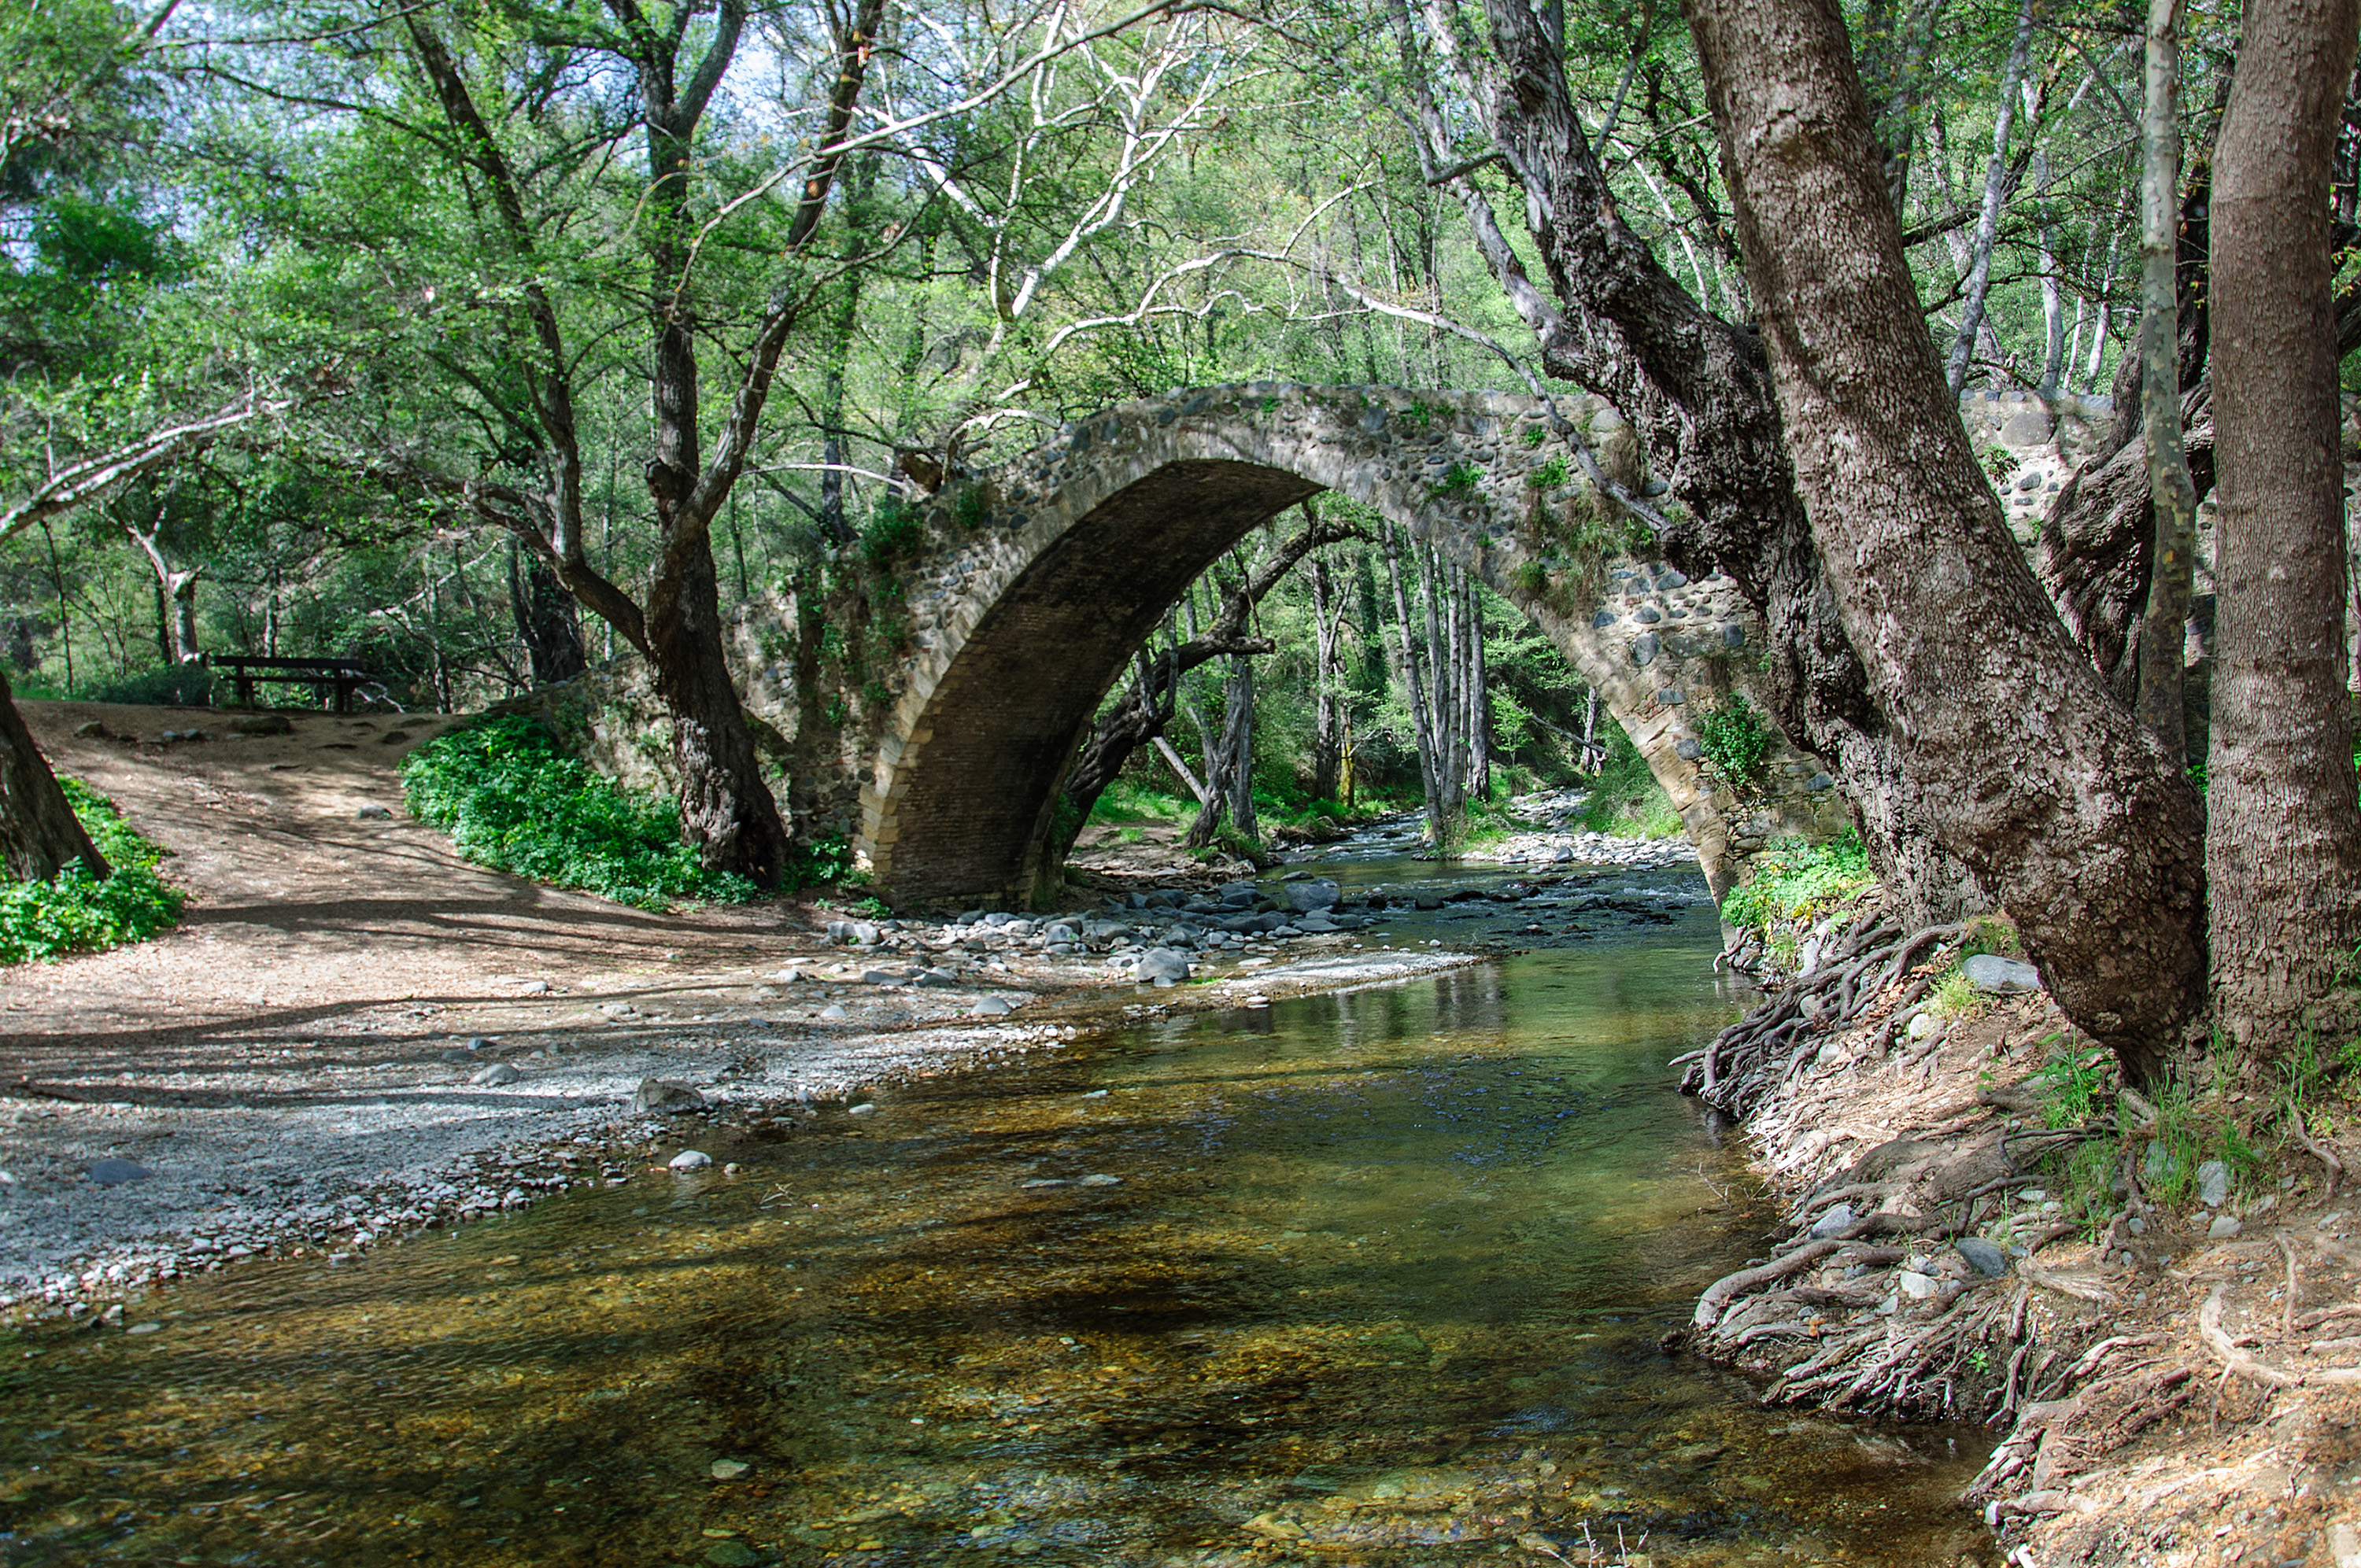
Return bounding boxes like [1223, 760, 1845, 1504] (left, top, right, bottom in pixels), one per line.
[0, 905, 1990, 1566]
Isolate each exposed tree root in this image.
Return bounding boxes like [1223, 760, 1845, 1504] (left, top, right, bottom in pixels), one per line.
[1680, 909, 1964, 1118]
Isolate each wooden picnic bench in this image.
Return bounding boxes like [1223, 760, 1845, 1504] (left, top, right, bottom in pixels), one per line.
[206, 655, 378, 714]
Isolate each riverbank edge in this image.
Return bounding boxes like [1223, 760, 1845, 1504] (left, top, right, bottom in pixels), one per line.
[1683, 912, 2361, 1568]
[0, 943, 1485, 1328]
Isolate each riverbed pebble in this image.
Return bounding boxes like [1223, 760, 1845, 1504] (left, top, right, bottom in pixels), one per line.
[668, 1150, 713, 1172]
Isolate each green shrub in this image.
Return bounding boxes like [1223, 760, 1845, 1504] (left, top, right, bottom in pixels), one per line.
[1695, 695, 1774, 799]
[860, 497, 926, 565]
[0, 780, 186, 964]
[1717, 832, 1873, 936]
[80, 664, 218, 707]
[400, 716, 758, 909]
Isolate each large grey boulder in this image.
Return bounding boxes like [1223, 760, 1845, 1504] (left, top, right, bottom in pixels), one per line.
[1963, 954, 2041, 994]
[633, 1078, 705, 1112]
[1284, 879, 1341, 913]
[1132, 948, 1192, 987]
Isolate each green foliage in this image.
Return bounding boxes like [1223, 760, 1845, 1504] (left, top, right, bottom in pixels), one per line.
[860, 497, 926, 566]
[2028, 1037, 2108, 1129]
[1527, 455, 1571, 489]
[951, 485, 992, 529]
[1570, 725, 1683, 838]
[1927, 964, 1982, 1020]
[400, 716, 757, 909]
[784, 834, 858, 891]
[1694, 694, 1773, 798]
[79, 662, 218, 706]
[1428, 462, 1483, 497]
[0, 779, 184, 965]
[1089, 777, 1192, 824]
[1716, 831, 1873, 936]
[1509, 560, 1553, 596]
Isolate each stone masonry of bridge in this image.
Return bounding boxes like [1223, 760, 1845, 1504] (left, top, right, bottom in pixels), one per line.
[535, 383, 2134, 913]
[852, 382, 1855, 909]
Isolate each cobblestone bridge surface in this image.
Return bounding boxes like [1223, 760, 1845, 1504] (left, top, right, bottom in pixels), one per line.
[543, 382, 2121, 912]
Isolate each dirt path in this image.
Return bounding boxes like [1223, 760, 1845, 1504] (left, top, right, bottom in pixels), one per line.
[0, 700, 1472, 1309]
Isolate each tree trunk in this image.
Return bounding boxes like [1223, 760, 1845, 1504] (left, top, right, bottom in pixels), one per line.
[2034, 149, 2067, 393]
[507, 540, 587, 687]
[1423, 0, 1986, 924]
[2204, 0, 2361, 1063]
[643, 510, 789, 886]
[0, 666, 105, 882]
[1311, 553, 1341, 802]
[1224, 653, 1258, 847]
[2134, 0, 2203, 763]
[1943, 0, 2037, 395]
[1686, 0, 2209, 1081]
[1382, 522, 1445, 842]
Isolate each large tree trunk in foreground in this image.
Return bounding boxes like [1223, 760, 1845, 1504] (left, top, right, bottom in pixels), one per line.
[0, 668, 105, 881]
[1686, 0, 2209, 1081]
[1428, 0, 1984, 923]
[643, 492, 790, 887]
[2204, 0, 2361, 1063]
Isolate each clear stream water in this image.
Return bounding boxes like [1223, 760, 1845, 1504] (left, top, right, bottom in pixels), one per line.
[0, 861, 1993, 1566]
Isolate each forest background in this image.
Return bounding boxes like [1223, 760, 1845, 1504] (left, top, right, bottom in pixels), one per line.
[0, 0, 2234, 860]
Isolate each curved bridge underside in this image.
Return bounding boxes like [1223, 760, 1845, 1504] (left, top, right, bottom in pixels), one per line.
[858, 382, 1851, 909]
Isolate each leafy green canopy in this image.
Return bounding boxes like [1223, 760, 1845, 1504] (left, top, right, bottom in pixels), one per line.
[400, 716, 756, 909]
[0, 778, 184, 963]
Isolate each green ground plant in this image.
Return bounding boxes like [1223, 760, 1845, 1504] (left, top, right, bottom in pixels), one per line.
[401, 716, 760, 909]
[1716, 831, 1873, 937]
[1571, 726, 1683, 838]
[0, 780, 186, 964]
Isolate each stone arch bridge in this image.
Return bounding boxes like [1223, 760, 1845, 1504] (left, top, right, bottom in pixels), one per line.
[839, 380, 1864, 910]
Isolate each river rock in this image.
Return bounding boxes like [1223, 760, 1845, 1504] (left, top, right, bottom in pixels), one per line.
[971, 997, 1014, 1017]
[1963, 954, 2041, 994]
[1809, 1203, 1855, 1238]
[469, 1063, 520, 1087]
[1284, 880, 1341, 912]
[1078, 1173, 1121, 1186]
[1896, 1269, 1938, 1301]
[818, 1004, 849, 1020]
[668, 1149, 713, 1171]
[634, 1079, 705, 1112]
[1133, 948, 1191, 987]
[705, 1542, 760, 1567]
[2198, 1160, 2230, 1207]
[1956, 1236, 2008, 1278]
[2208, 1214, 2243, 1241]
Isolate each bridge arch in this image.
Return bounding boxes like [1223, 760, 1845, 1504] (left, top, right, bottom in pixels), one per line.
[858, 382, 1848, 909]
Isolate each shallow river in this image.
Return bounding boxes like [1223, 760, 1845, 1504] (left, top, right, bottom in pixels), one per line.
[0, 868, 1993, 1566]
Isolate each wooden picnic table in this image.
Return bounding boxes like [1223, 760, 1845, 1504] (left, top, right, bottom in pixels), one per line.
[206, 655, 377, 714]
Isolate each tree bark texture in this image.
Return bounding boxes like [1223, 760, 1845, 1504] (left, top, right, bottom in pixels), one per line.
[2134, 0, 2202, 763]
[0, 666, 105, 882]
[1685, 0, 2209, 1079]
[1417, 0, 1985, 923]
[2204, 0, 2361, 1061]
[507, 540, 587, 687]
